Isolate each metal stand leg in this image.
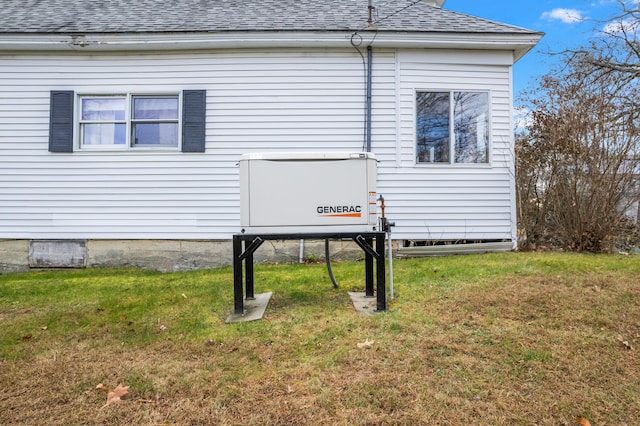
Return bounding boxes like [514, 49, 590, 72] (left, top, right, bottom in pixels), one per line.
[375, 233, 386, 311]
[232, 235, 244, 315]
[365, 237, 374, 297]
[246, 248, 255, 300]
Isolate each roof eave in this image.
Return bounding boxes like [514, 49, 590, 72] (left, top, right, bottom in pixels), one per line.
[0, 31, 543, 60]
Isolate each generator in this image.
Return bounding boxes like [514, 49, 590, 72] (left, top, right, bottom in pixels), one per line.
[239, 152, 378, 234]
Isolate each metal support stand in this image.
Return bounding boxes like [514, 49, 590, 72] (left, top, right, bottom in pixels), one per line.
[232, 232, 386, 316]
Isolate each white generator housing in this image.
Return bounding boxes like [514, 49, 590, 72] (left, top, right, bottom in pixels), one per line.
[240, 152, 378, 234]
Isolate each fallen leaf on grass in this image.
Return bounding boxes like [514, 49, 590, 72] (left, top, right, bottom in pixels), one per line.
[357, 338, 375, 349]
[96, 383, 129, 406]
[618, 335, 634, 350]
[576, 417, 591, 426]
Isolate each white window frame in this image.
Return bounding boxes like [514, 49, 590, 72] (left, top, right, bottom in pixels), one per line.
[77, 93, 182, 151]
[415, 89, 492, 166]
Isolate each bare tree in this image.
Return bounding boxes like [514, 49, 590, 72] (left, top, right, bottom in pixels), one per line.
[568, 0, 640, 80]
[517, 56, 640, 252]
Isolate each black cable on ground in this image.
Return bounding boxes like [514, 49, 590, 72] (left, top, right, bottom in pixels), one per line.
[325, 239, 339, 289]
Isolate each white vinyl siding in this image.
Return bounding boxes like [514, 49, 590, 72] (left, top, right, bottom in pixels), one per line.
[0, 48, 516, 243]
[381, 50, 516, 242]
[0, 49, 394, 239]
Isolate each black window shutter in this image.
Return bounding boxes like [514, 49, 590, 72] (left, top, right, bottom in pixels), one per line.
[182, 90, 206, 153]
[48, 90, 74, 153]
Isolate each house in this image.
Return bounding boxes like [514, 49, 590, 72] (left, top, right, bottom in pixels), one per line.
[0, 0, 542, 272]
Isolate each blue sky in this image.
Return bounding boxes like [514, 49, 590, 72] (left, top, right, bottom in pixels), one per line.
[445, 0, 633, 97]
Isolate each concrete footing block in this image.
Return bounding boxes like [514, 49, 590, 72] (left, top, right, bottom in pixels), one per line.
[348, 291, 381, 315]
[225, 292, 272, 323]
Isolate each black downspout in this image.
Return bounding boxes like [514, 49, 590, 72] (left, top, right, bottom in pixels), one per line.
[366, 44, 373, 152]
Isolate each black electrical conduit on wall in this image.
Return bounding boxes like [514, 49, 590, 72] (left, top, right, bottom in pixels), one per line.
[327, 10, 375, 288]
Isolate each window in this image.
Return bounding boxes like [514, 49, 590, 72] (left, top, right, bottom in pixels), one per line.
[49, 90, 205, 153]
[79, 94, 179, 149]
[49, 90, 207, 154]
[132, 96, 179, 147]
[80, 97, 127, 146]
[416, 91, 489, 164]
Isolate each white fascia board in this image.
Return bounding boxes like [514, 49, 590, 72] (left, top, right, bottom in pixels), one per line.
[372, 32, 542, 62]
[0, 31, 542, 61]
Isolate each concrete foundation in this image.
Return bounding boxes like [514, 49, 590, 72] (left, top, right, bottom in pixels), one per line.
[0, 240, 29, 273]
[0, 238, 369, 274]
[29, 240, 87, 268]
[87, 240, 233, 272]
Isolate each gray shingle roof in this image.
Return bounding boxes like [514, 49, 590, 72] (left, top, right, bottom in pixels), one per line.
[0, 0, 538, 35]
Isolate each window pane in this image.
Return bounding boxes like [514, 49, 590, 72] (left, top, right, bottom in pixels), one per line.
[454, 92, 489, 163]
[81, 98, 125, 121]
[82, 123, 126, 145]
[133, 123, 178, 146]
[416, 92, 450, 163]
[133, 97, 178, 119]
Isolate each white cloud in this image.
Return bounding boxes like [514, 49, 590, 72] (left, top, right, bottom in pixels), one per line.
[514, 107, 532, 132]
[596, 2, 640, 38]
[541, 8, 587, 24]
[603, 18, 640, 34]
